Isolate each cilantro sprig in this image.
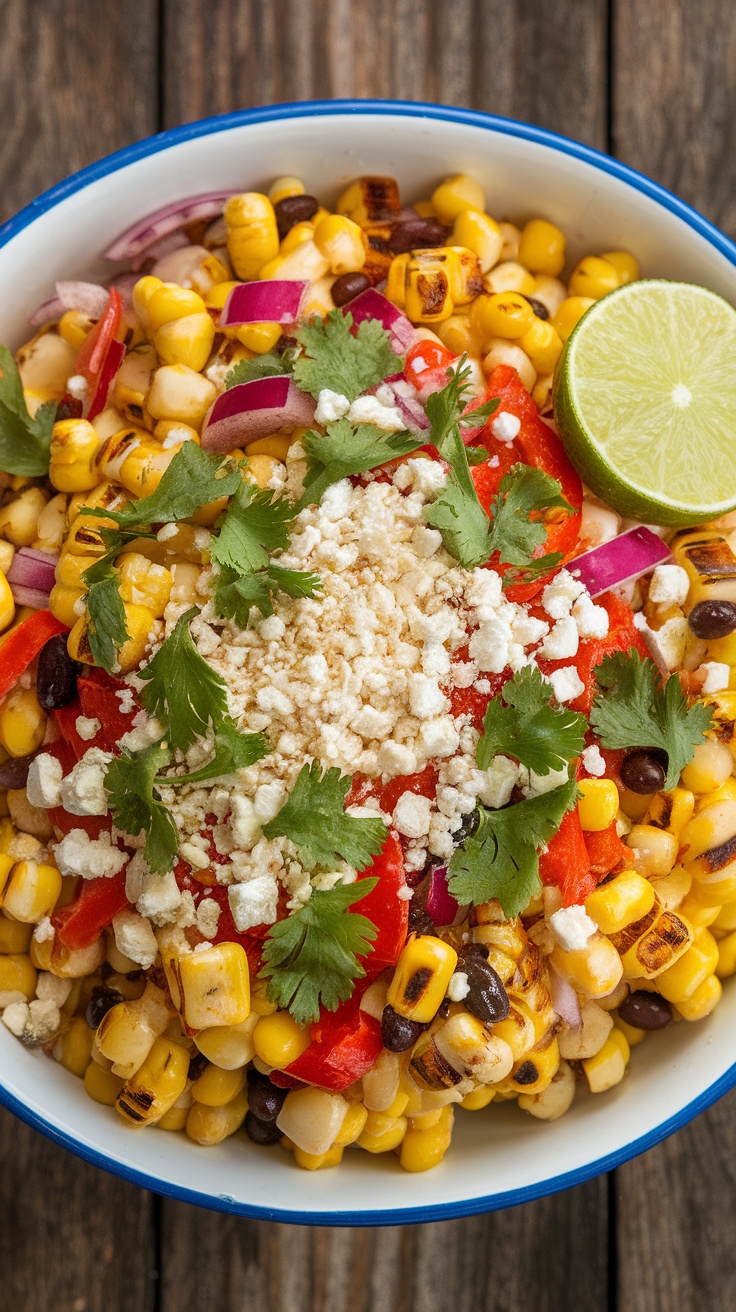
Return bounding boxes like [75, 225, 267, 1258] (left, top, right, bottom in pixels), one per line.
[263, 762, 388, 870]
[105, 741, 178, 877]
[486, 464, 571, 579]
[86, 441, 241, 532]
[477, 664, 587, 776]
[298, 418, 422, 509]
[448, 780, 579, 918]
[590, 650, 713, 789]
[292, 309, 403, 401]
[225, 349, 296, 388]
[0, 345, 57, 477]
[260, 879, 379, 1025]
[211, 480, 321, 624]
[82, 550, 131, 673]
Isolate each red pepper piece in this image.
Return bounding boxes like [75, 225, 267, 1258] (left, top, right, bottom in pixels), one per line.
[0, 611, 67, 701]
[76, 669, 138, 752]
[539, 807, 597, 907]
[51, 702, 89, 762]
[53, 867, 129, 950]
[584, 821, 633, 878]
[284, 994, 383, 1091]
[538, 591, 650, 716]
[73, 288, 123, 421]
[354, 830, 409, 977]
[404, 340, 455, 398]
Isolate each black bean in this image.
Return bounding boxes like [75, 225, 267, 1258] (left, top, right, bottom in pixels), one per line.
[187, 1052, 208, 1081]
[55, 397, 83, 422]
[85, 985, 123, 1030]
[274, 194, 319, 239]
[0, 753, 37, 789]
[618, 990, 672, 1030]
[454, 807, 480, 845]
[457, 946, 511, 1024]
[387, 217, 447, 254]
[523, 295, 550, 321]
[244, 1111, 283, 1145]
[513, 1060, 539, 1085]
[331, 271, 371, 307]
[381, 1004, 426, 1052]
[621, 749, 667, 794]
[36, 633, 82, 711]
[246, 1069, 288, 1122]
[688, 600, 736, 640]
[407, 906, 434, 936]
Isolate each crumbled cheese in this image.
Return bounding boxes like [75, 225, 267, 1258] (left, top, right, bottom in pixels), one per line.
[33, 917, 56, 943]
[179, 841, 211, 871]
[582, 745, 607, 777]
[58, 747, 111, 817]
[548, 666, 585, 704]
[491, 411, 521, 443]
[35, 973, 72, 1007]
[75, 715, 101, 741]
[571, 594, 609, 640]
[447, 970, 470, 1001]
[649, 563, 689, 607]
[538, 615, 579, 661]
[115, 687, 136, 715]
[549, 905, 598, 952]
[700, 661, 730, 694]
[228, 877, 279, 932]
[112, 908, 159, 969]
[541, 569, 586, 619]
[66, 374, 88, 401]
[196, 897, 222, 939]
[654, 616, 689, 671]
[393, 792, 433, 839]
[2, 1002, 30, 1037]
[136, 869, 183, 924]
[54, 829, 127, 880]
[520, 763, 571, 798]
[119, 715, 164, 754]
[347, 395, 405, 431]
[412, 525, 443, 558]
[475, 755, 519, 809]
[3, 998, 61, 1046]
[314, 388, 351, 425]
[25, 753, 63, 809]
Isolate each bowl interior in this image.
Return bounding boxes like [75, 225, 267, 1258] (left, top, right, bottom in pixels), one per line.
[1, 104, 735, 1224]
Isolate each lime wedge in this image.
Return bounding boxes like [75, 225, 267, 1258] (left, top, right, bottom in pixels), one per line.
[554, 280, 736, 525]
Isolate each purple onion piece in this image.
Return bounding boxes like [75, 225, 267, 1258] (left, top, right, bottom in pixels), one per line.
[569, 526, 672, 599]
[201, 377, 316, 455]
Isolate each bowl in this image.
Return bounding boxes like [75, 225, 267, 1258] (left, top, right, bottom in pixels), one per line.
[1, 99, 736, 1226]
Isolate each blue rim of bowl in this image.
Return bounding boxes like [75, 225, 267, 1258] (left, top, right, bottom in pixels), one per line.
[1, 98, 736, 1225]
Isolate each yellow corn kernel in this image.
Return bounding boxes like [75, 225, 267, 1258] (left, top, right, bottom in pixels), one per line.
[437, 315, 483, 358]
[56, 308, 94, 349]
[168, 942, 250, 1030]
[645, 788, 695, 837]
[681, 739, 734, 793]
[399, 1104, 454, 1172]
[531, 274, 567, 318]
[231, 321, 282, 354]
[650, 865, 693, 911]
[550, 296, 595, 342]
[716, 929, 736, 977]
[117, 1036, 189, 1126]
[713, 901, 736, 932]
[336, 176, 401, 227]
[673, 531, 736, 609]
[675, 973, 722, 1021]
[356, 1111, 408, 1154]
[600, 250, 639, 285]
[482, 338, 536, 391]
[451, 210, 502, 273]
[577, 779, 620, 832]
[146, 363, 217, 430]
[268, 175, 305, 204]
[484, 261, 536, 296]
[244, 454, 283, 490]
[0, 487, 49, 547]
[628, 824, 678, 876]
[616, 1016, 647, 1046]
[116, 603, 160, 673]
[313, 214, 367, 275]
[153, 313, 215, 374]
[224, 193, 280, 280]
[0, 688, 46, 758]
[112, 343, 157, 425]
[132, 275, 164, 326]
[550, 934, 623, 999]
[244, 435, 292, 461]
[703, 632, 736, 668]
[0, 914, 32, 953]
[474, 289, 535, 341]
[678, 890, 721, 928]
[616, 907, 694, 978]
[332, 1101, 369, 1147]
[33, 492, 68, 554]
[279, 221, 315, 255]
[146, 285, 207, 333]
[582, 1026, 630, 1093]
[2, 860, 61, 923]
[50, 584, 85, 629]
[0, 571, 14, 632]
[568, 255, 620, 299]
[194, 1015, 258, 1069]
[49, 419, 101, 493]
[157, 1103, 189, 1132]
[95, 985, 170, 1078]
[386, 253, 410, 309]
[185, 1089, 249, 1145]
[404, 254, 454, 325]
[681, 800, 736, 900]
[507, 1037, 560, 1097]
[518, 219, 566, 277]
[293, 1144, 344, 1171]
[655, 926, 719, 1003]
[432, 1011, 514, 1085]
[446, 247, 484, 305]
[55, 1015, 94, 1077]
[84, 1060, 125, 1106]
[461, 1084, 496, 1111]
[387, 935, 458, 1022]
[252, 1010, 311, 1069]
[431, 174, 485, 224]
[518, 318, 563, 374]
[153, 420, 201, 448]
[585, 870, 656, 935]
[0, 952, 36, 1000]
[532, 373, 553, 413]
[116, 553, 172, 618]
[191, 1063, 246, 1107]
[384, 1089, 410, 1118]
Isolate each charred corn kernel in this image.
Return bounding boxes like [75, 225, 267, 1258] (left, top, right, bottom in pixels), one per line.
[332, 1101, 369, 1147]
[0, 914, 32, 953]
[507, 1038, 560, 1096]
[57, 308, 94, 349]
[675, 973, 722, 1020]
[83, 1060, 125, 1106]
[681, 800, 736, 898]
[49, 419, 100, 492]
[33, 493, 68, 553]
[551, 296, 595, 342]
[620, 787, 652, 823]
[569, 255, 620, 299]
[244, 454, 283, 490]
[113, 343, 157, 424]
[437, 315, 483, 357]
[252, 1010, 310, 1068]
[34, 934, 104, 980]
[585, 871, 656, 935]
[153, 313, 215, 373]
[0, 688, 46, 758]
[387, 935, 458, 1023]
[66, 615, 96, 666]
[716, 930, 736, 977]
[2, 860, 61, 923]
[95, 984, 170, 1079]
[146, 363, 217, 430]
[615, 907, 694, 978]
[336, 176, 401, 226]
[461, 1084, 496, 1111]
[681, 739, 734, 793]
[191, 1063, 246, 1107]
[628, 824, 678, 876]
[313, 214, 367, 275]
[656, 927, 719, 1003]
[0, 571, 14, 632]
[232, 321, 282, 354]
[431, 174, 485, 224]
[531, 274, 567, 317]
[117, 1036, 189, 1126]
[446, 247, 483, 304]
[169, 942, 250, 1030]
[519, 1059, 577, 1121]
[616, 1016, 647, 1046]
[673, 531, 736, 609]
[294, 1145, 344, 1171]
[650, 865, 692, 911]
[551, 934, 623, 999]
[279, 221, 315, 255]
[518, 219, 566, 276]
[194, 1015, 258, 1069]
[356, 1112, 408, 1154]
[484, 261, 536, 295]
[409, 1030, 474, 1091]
[645, 788, 696, 837]
[157, 1104, 189, 1132]
[433, 1012, 514, 1085]
[399, 1104, 454, 1172]
[451, 210, 502, 273]
[268, 175, 305, 204]
[518, 318, 563, 374]
[116, 603, 159, 673]
[0, 953, 36, 1000]
[582, 1026, 629, 1093]
[55, 1015, 93, 1077]
[481, 340, 537, 393]
[473, 289, 534, 340]
[116, 553, 172, 617]
[578, 779, 620, 832]
[404, 256, 454, 324]
[600, 250, 639, 284]
[185, 1089, 249, 1145]
[224, 193, 280, 279]
[386, 253, 410, 308]
[0, 487, 49, 547]
[16, 329, 76, 398]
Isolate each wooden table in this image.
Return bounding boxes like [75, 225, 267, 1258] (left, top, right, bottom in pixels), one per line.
[1, 2, 735, 1307]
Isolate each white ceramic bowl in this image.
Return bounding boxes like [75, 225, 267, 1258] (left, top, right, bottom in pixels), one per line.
[1, 101, 735, 1225]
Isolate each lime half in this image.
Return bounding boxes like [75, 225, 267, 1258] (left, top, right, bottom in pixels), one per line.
[554, 279, 736, 525]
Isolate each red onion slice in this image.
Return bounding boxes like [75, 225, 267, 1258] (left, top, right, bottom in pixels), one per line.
[30, 296, 66, 328]
[548, 963, 582, 1028]
[103, 191, 240, 262]
[425, 865, 461, 927]
[7, 548, 58, 594]
[130, 228, 191, 272]
[9, 585, 52, 610]
[568, 526, 672, 598]
[381, 374, 429, 435]
[220, 280, 308, 327]
[342, 289, 416, 353]
[201, 377, 316, 454]
[30, 280, 109, 328]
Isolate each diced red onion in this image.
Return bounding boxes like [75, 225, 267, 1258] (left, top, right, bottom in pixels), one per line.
[425, 865, 461, 927]
[7, 547, 58, 595]
[29, 296, 66, 328]
[201, 377, 316, 454]
[568, 526, 672, 599]
[219, 280, 308, 327]
[548, 963, 582, 1028]
[9, 585, 52, 610]
[131, 228, 191, 272]
[87, 339, 126, 422]
[30, 280, 109, 328]
[151, 244, 211, 285]
[381, 374, 429, 435]
[109, 272, 140, 327]
[103, 191, 240, 263]
[342, 289, 416, 353]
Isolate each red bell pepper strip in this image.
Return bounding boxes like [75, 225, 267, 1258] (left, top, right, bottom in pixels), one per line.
[539, 807, 596, 907]
[538, 591, 650, 716]
[354, 830, 409, 977]
[89, 338, 126, 422]
[74, 288, 124, 421]
[584, 821, 633, 878]
[51, 702, 89, 763]
[284, 994, 384, 1091]
[404, 339, 455, 399]
[0, 611, 67, 701]
[76, 668, 138, 753]
[53, 867, 129, 949]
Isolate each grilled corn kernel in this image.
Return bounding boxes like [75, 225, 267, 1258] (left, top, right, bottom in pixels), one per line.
[451, 210, 502, 273]
[551, 934, 624, 999]
[681, 739, 734, 793]
[191, 1063, 246, 1108]
[518, 219, 566, 277]
[484, 261, 536, 295]
[518, 318, 564, 374]
[585, 870, 656, 935]
[385, 253, 410, 309]
[577, 779, 620, 832]
[431, 174, 485, 224]
[675, 973, 722, 1021]
[224, 193, 280, 279]
[0, 487, 49, 547]
[146, 364, 217, 430]
[387, 935, 458, 1023]
[400, 1104, 454, 1172]
[194, 1015, 258, 1070]
[474, 290, 534, 340]
[117, 1036, 189, 1126]
[356, 1112, 408, 1154]
[404, 256, 454, 324]
[268, 175, 305, 204]
[551, 296, 595, 342]
[673, 531, 736, 609]
[569, 255, 620, 299]
[49, 419, 100, 492]
[0, 914, 32, 953]
[2, 860, 61, 923]
[645, 788, 696, 837]
[169, 942, 250, 1030]
[185, 1089, 249, 1145]
[252, 1010, 311, 1069]
[446, 247, 483, 304]
[582, 1026, 630, 1093]
[55, 1015, 93, 1077]
[83, 1060, 125, 1106]
[433, 1012, 514, 1085]
[313, 214, 367, 275]
[437, 315, 483, 357]
[507, 1037, 560, 1096]
[153, 313, 215, 374]
[332, 1102, 369, 1147]
[0, 571, 14, 632]
[681, 800, 736, 898]
[0, 953, 36, 1000]
[615, 907, 694, 978]
[95, 983, 169, 1078]
[336, 176, 401, 226]
[112, 343, 157, 424]
[655, 926, 719, 1003]
[0, 688, 47, 758]
[628, 824, 678, 876]
[116, 553, 172, 617]
[518, 1059, 577, 1121]
[600, 250, 639, 285]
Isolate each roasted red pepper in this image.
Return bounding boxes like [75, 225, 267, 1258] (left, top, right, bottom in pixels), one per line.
[538, 590, 650, 716]
[584, 821, 633, 878]
[53, 867, 129, 949]
[404, 339, 455, 398]
[74, 287, 124, 421]
[75, 668, 138, 753]
[0, 611, 67, 701]
[284, 993, 384, 1091]
[539, 807, 597, 907]
[355, 830, 409, 976]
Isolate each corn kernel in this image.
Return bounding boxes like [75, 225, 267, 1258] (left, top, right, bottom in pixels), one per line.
[55, 1015, 94, 1077]
[0, 571, 14, 633]
[336, 176, 401, 227]
[628, 824, 678, 876]
[224, 193, 280, 280]
[484, 261, 536, 295]
[518, 318, 563, 374]
[244, 454, 283, 490]
[332, 1101, 369, 1147]
[578, 779, 620, 832]
[0, 487, 49, 547]
[615, 908, 694, 979]
[232, 322, 282, 354]
[252, 1010, 310, 1069]
[655, 926, 719, 1003]
[0, 952, 36, 1000]
[313, 214, 367, 275]
[399, 1104, 454, 1172]
[167, 942, 250, 1030]
[386, 254, 410, 309]
[244, 435, 292, 461]
[3, 860, 61, 923]
[0, 914, 32, 953]
[0, 688, 46, 758]
[481, 340, 537, 393]
[615, 1016, 647, 1046]
[645, 788, 696, 837]
[675, 973, 722, 1021]
[268, 175, 305, 204]
[474, 290, 534, 341]
[585, 870, 655, 935]
[157, 1104, 189, 1132]
[194, 1015, 258, 1069]
[600, 250, 639, 285]
[185, 1089, 249, 1145]
[437, 315, 483, 358]
[356, 1112, 408, 1154]
[279, 222, 315, 255]
[84, 1060, 125, 1106]
[681, 739, 734, 793]
[116, 553, 172, 617]
[551, 296, 595, 342]
[146, 364, 217, 430]
[387, 935, 458, 1022]
[117, 1036, 190, 1126]
[404, 254, 454, 324]
[431, 175, 486, 224]
[293, 1144, 344, 1171]
[716, 929, 736, 978]
[569, 256, 620, 299]
[153, 313, 215, 373]
[460, 1085, 496, 1111]
[550, 934, 623, 999]
[49, 419, 101, 493]
[582, 1026, 630, 1093]
[191, 1062, 246, 1107]
[451, 210, 502, 273]
[518, 219, 566, 277]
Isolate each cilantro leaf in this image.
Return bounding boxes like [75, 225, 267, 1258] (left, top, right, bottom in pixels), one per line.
[292, 310, 403, 402]
[477, 665, 587, 775]
[424, 426, 493, 568]
[137, 607, 229, 753]
[263, 762, 388, 870]
[211, 480, 297, 575]
[466, 445, 489, 465]
[424, 355, 498, 458]
[590, 650, 713, 789]
[259, 879, 379, 1025]
[298, 418, 422, 508]
[161, 720, 270, 786]
[0, 345, 57, 476]
[82, 553, 130, 674]
[486, 464, 571, 574]
[214, 563, 321, 626]
[225, 349, 295, 388]
[448, 780, 579, 917]
[104, 741, 178, 877]
[85, 442, 240, 530]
